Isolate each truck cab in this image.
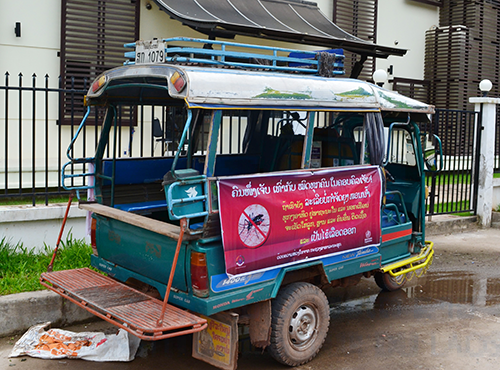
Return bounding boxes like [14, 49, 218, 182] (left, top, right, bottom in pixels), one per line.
[41, 38, 439, 369]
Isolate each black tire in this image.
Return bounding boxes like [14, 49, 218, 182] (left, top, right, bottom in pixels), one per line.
[374, 271, 407, 291]
[268, 282, 330, 366]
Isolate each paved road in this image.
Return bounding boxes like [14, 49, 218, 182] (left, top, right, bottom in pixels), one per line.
[2, 228, 500, 370]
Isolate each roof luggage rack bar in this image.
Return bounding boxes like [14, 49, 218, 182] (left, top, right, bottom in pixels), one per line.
[124, 37, 344, 75]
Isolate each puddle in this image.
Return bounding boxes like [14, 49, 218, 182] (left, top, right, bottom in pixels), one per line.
[411, 271, 500, 307]
[332, 271, 500, 313]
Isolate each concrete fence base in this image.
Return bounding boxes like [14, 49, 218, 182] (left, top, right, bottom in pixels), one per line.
[0, 204, 87, 253]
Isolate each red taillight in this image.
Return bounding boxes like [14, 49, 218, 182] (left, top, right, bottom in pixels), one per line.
[90, 218, 98, 256]
[191, 252, 209, 297]
[91, 75, 107, 94]
[170, 71, 186, 93]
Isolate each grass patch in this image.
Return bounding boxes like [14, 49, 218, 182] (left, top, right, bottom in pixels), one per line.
[427, 200, 471, 215]
[0, 194, 87, 206]
[428, 172, 500, 185]
[427, 173, 472, 185]
[0, 237, 93, 295]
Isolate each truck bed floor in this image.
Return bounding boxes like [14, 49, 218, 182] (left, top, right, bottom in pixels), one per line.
[41, 268, 207, 340]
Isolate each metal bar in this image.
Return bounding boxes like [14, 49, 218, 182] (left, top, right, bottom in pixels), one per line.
[117, 107, 122, 159]
[140, 105, 144, 157]
[4, 73, 9, 197]
[467, 112, 476, 212]
[18, 73, 22, 196]
[302, 112, 316, 169]
[172, 109, 193, 172]
[473, 107, 482, 214]
[70, 76, 75, 188]
[229, 111, 233, 154]
[220, 111, 224, 154]
[47, 191, 74, 272]
[111, 108, 118, 207]
[58, 76, 62, 193]
[204, 110, 222, 177]
[31, 74, 36, 206]
[44, 74, 49, 205]
[238, 113, 242, 153]
[157, 218, 187, 327]
[41, 268, 207, 341]
[151, 105, 155, 157]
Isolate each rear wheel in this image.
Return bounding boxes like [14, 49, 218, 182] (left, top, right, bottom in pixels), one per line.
[268, 282, 330, 366]
[375, 271, 407, 291]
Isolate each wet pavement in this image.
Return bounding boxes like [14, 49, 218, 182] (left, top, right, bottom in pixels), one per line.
[2, 228, 500, 369]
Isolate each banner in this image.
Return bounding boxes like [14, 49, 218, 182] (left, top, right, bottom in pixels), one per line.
[218, 166, 383, 276]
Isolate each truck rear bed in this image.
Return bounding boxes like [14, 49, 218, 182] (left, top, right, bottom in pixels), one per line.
[40, 268, 207, 340]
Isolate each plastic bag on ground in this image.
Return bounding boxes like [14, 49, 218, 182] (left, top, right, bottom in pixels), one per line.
[9, 322, 141, 362]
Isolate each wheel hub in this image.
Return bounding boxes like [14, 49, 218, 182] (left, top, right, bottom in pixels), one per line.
[288, 305, 317, 349]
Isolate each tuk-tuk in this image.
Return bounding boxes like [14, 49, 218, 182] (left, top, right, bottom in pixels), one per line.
[42, 38, 439, 369]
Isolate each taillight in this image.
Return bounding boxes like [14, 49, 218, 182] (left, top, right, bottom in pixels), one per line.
[191, 252, 209, 297]
[91, 75, 107, 94]
[90, 218, 98, 256]
[170, 71, 186, 93]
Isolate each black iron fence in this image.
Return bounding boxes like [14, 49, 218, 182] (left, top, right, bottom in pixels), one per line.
[0, 72, 90, 205]
[0, 72, 151, 205]
[0, 72, 485, 216]
[420, 108, 480, 216]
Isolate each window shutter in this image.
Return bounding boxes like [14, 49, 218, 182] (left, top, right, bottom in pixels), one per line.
[425, 0, 500, 110]
[392, 78, 430, 104]
[60, 0, 140, 124]
[333, 0, 378, 80]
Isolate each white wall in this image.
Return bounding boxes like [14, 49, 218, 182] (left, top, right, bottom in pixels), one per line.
[377, 0, 439, 81]
[0, 0, 61, 78]
[0, 204, 87, 253]
[0, 0, 441, 88]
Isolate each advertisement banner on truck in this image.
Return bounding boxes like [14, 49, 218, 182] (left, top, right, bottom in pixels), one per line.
[218, 166, 383, 276]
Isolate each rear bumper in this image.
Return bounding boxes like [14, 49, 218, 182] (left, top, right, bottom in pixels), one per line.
[380, 241, 434, 277]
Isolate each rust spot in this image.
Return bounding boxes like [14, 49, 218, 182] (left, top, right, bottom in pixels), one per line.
[146, 242, 161, 258]
[108, 230, 121, 244]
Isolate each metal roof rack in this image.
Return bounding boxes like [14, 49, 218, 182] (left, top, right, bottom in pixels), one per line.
[124, 37, 344, 76]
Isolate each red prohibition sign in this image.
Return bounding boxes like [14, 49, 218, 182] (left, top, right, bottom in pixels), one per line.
[238, 204, 270, 248]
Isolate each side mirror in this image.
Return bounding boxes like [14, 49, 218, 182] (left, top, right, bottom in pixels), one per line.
[422, 134, 443, 173]
[424, 148, 437, 172]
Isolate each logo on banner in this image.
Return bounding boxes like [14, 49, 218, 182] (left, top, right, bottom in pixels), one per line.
[364, 230, 373, 244]
[237, 204, 270, 248]
[236, 255, 245, 267]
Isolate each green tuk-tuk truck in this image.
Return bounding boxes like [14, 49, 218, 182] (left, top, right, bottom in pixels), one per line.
[42, 38, 439, 369]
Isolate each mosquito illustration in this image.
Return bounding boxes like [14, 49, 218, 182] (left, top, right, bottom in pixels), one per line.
[238, 211, 270, 247]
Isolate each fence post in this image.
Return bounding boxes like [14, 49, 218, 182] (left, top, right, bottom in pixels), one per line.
[469, 95, 500, 227]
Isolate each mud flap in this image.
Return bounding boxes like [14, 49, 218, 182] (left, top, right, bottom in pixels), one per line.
[247, 300, 271, 348]
[192, 312, 239, 370]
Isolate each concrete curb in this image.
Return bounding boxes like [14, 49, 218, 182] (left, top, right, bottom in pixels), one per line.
[426, 214, 479, 236]
[0, 290, 95, 338]
[0, 214, 485, 338]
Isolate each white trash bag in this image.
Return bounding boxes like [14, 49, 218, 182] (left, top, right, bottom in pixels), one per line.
[9, 322, 141, 362]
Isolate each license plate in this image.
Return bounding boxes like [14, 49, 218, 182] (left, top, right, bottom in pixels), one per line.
[193, 313, 238, 370]
[135, 40, 165, 65]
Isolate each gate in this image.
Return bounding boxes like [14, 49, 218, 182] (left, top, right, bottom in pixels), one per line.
[421, 108, 481, 216]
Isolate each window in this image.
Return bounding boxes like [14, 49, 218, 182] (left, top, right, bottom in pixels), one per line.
[60, 0, 140, 124]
